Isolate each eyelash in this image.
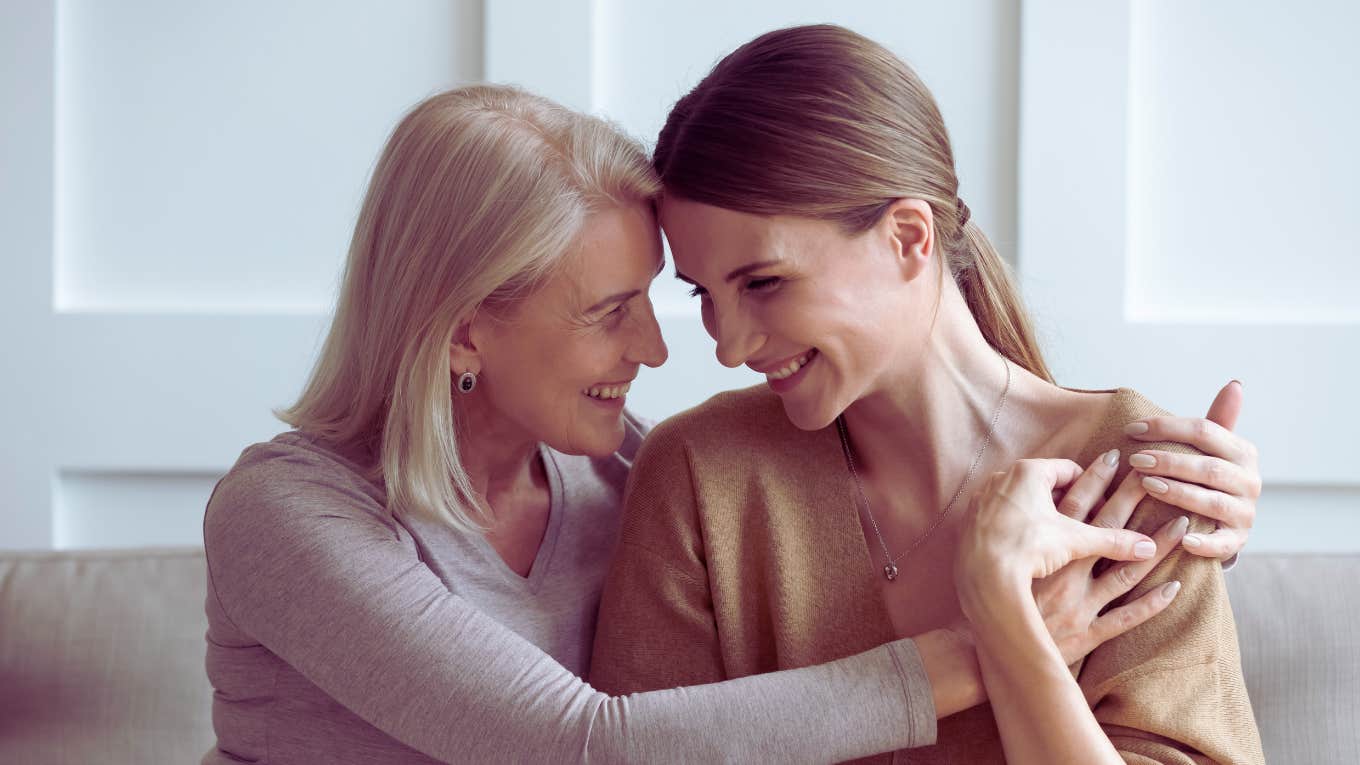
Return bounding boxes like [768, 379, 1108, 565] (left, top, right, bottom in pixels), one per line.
[688, 276, 781, 299]
[601, 302, 629, 325]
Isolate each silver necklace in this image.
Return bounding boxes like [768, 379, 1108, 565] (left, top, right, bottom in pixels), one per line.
[835, 355, 1011, 582]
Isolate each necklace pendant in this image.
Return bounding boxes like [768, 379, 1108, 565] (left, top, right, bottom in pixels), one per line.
[884, 563, 899, 581]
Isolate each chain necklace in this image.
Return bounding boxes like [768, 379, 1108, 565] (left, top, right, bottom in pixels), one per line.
[835, 354, 1012, 582]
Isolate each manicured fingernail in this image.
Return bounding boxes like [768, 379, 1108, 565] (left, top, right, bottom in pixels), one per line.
[1161, 580, 1182, 599]
[1103, 449, 1120, 467]
[1124, 421, 1150, 436]
[1135, 540, 1157, 559]
[1129, 453, 1156, 469]
[1143, 476, 1169, 494]
[1183, 533, 1203, 548]
[1230, 379, 1243, 389]
[1173, 515, 1190, 537]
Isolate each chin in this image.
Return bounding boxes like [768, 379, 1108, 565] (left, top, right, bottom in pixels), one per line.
[778, 397, 839, 432]
[556, 420, 627, 458]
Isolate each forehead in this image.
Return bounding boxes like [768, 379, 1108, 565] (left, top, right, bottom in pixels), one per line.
[543, 204, 663, 305]
[659, 197, 833, 276]
[575, 203, 661, 266]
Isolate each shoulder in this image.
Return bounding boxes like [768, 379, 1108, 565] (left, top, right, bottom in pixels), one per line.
[1076, 388, 1191, 464]
[627, 384, 839, 498]
[204, 431, 398, 554]
[642, 384, 803, 457]
[1078, 389, 1211, 537]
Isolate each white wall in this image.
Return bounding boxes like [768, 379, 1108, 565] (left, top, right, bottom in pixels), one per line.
[2, 0, 484, 550]
[1019, 0, 1359, 552]
[3, 0, 1352, 552]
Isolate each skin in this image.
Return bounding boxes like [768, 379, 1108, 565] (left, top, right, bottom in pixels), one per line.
[660, 194, 1261, 753]
[435, 189, 1258, 731]
[448, 203, 667, 574]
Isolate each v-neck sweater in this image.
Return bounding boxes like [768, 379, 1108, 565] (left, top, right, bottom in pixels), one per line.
[201, 410, 937, 764]
[590, 385, 1265, 764]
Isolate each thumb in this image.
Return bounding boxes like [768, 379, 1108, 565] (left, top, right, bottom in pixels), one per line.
[1206, 380, 1244, 431]
[1076, 523, 1157, 563]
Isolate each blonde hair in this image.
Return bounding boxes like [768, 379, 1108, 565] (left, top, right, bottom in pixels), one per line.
[654, 24, 1052, 381]
[278, 85, 659, 531]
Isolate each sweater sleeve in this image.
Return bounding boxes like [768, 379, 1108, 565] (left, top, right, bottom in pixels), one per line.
[588, 420, 937, 747]
[1077, 444, 1265, 764]
[204, 443, 935, 764]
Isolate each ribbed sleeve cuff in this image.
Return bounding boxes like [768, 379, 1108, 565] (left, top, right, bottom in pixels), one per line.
[886, 638, 938, 747]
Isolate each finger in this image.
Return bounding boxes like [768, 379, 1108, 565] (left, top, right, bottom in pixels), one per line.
[1140, 475, 1254, 529]
[1086, 579, 1182, 647]
[1128, 450, 1260, 499]
[1123, 416, 1257, 468]
[1068, 517, 1157, 562]
[1181, 527, 1249, 560]
[1013, 458, 1085, 492]
[1205, 380, 1243, 431]
[1055, 450, 1122, 520]
[1094, 515, 1188, 602]
[1088, 470, 1149, 531]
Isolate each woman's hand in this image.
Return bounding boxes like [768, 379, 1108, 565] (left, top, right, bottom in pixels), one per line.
[956, 458, 1156, 587]
[1032, 452, 1186, 665]
[954, 455, 1184, 633]
[1122, 380, 1259, 560]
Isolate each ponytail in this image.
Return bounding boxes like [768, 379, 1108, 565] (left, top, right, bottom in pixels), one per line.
[954, 220, 1053, 382]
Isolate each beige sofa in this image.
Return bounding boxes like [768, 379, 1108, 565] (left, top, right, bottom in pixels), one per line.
[0, 548, 1354, 763]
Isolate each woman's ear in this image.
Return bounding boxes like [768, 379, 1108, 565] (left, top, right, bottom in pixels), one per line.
[881, 198, 934, 283]
[448, 312, 485, 376]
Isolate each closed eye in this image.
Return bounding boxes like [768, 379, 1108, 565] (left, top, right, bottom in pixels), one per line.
[600, 301, 629, 325]
[745, 276, 781, 293]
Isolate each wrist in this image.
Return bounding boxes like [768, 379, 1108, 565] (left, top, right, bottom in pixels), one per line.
[956, 563, 1031, 629]
[915, 625, 985, 718]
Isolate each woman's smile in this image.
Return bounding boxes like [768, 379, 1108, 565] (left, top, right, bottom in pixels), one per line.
[753, 348, 819, 393]
[583, 379, 633, 408]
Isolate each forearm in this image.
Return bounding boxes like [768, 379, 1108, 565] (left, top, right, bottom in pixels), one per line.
[912, 625, 985, 718]
[964, 574, 1122, 765]
[597, 638, 936, 762]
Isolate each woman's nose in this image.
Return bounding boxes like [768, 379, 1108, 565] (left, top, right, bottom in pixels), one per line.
[711, 304, 761, 369]
[630, 298, 669, 368]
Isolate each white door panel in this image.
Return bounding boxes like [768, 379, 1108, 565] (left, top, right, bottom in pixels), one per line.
[2, 1, 482, 549]
[1020, 1, 1358, 550]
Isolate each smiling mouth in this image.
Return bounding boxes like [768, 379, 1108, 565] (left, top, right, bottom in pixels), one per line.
[765, 349, 818, 381]
[583, 382, 631, 400]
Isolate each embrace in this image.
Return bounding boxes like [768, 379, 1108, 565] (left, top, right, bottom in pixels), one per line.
[202, 25, 1265, 764]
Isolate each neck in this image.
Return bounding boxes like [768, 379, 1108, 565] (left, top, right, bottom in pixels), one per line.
[452, 395, 544, 507]
[840, 283, 1050, 511]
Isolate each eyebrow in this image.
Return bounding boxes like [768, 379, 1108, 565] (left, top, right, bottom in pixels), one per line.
[673, 259, 781, 287]
[584, 289, 641, 315]
[584, 258, 666, 314]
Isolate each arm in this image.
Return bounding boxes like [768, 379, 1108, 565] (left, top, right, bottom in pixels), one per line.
[1076, 486, 1263, 763]
[590, 421, 984, 729]
[205, 448, 936, 764]
[957, 458, 1264, 764]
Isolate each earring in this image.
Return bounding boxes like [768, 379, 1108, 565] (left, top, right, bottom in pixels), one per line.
[457, 371, 477, 394]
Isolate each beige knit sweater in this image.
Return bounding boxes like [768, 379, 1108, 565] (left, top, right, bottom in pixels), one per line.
[590, 386, 1264, 764]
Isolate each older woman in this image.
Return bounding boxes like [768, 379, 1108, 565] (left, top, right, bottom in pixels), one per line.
[202, 85, 1257, 763]
[590, 25, 1264, 765]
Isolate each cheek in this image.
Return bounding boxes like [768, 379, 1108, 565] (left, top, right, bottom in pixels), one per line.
[545, 330, 627, 396]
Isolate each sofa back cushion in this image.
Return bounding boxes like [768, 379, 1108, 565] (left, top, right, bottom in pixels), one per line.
[0, 548, 212, 763]
[1225, 553, 1359, 765]
[0, 548, 1355, 763]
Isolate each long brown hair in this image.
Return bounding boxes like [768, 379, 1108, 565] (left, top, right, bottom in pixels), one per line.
[654, 24, 1052, 381]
